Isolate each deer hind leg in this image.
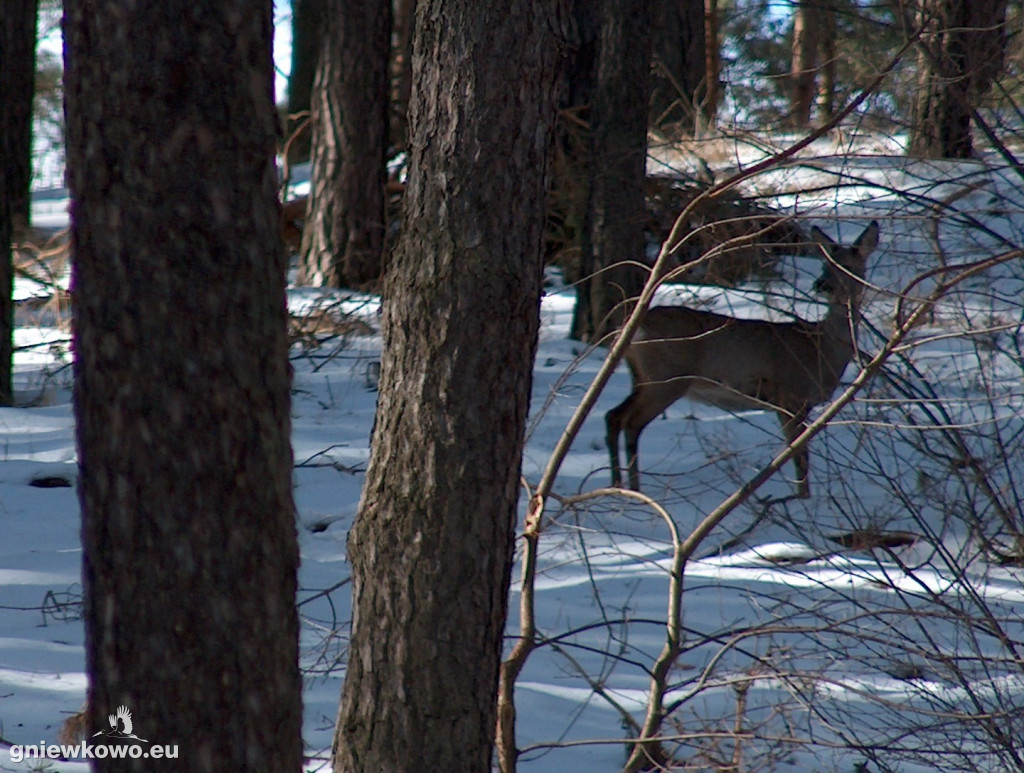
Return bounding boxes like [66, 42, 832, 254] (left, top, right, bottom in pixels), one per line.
[779, 409, 811, 498]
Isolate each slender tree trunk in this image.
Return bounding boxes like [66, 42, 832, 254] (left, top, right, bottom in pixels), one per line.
[332, 1, 567, 770]
[0, 0, 38, 406]
[704, 0, 720, 131]
[790, 0, 821, 128]
[560, 0, 598, 341]
[908, 0, 1008, 158]
[64, 2, 301, 770]
[286, 0, 326, 162]
[650, 0, 708, 136]
[390, 0, 416, 152]
[817, 2, 838, 122]
[297, 0, 391, 287]
[571, 0, 654, 344]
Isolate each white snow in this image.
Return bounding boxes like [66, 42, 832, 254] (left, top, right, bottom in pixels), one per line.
[3, 141, 1024, 772]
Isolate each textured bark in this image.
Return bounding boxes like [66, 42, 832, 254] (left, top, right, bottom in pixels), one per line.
[296, 0, 391, 287]
[0, 0, 37, 406]
[64, 2, 301, 770]
[286, 0, 326, 162]
[332, 1, 567, 771]
[571, 0, 654, 344]
[908, 0, 1008, 159]
[650, 0, 708, 135]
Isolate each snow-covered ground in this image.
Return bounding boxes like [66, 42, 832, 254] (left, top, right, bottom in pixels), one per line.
[2, 142, 1023, 771]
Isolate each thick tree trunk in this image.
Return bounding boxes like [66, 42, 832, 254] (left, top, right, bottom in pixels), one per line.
[650, 0, 708, 136]
[297, 0, 391, 288]
[0, 0, 38, 406]
[286, 0, 326, 162]
[64, 3, 301, 771]
[571, 0, 654, 344]
[332, 1, 566, 771]
[908, 0, 1008, 159]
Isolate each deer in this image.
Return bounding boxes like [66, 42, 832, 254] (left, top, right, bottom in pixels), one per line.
[606, 220, 879, 498]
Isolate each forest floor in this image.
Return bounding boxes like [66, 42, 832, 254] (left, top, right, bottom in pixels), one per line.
[2, 137, 1024, 771]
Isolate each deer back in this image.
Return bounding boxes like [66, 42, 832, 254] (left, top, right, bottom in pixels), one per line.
[625, 220, 878, 415]
[627, 307, 851, 414]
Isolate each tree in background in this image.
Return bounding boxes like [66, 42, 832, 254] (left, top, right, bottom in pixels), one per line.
[651, 0, 710, 136]
[0, 167, 10, 409]
[571, 0, 655, 344]
[787, 1, 840, 127]
[547, 0, 596, 300]
[789, 0, 822, 127]
[1, 0, 37, 232]
[332, 0, 566, 769]
[907, 0, 1008, 158]
[64, 1, 301, 769]
[723, 1, 901, 129]
[705, 0, 721, 129]
[390, 0, 416, 152]
[0, 0, 38, 406]
[817, 0, 838, 121]
[297, 0, 391, 287]
[285, 0, 326, 163]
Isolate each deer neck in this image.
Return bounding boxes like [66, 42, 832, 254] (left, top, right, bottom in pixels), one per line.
[816, 297, 860, 372]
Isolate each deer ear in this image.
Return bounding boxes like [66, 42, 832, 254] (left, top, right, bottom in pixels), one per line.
[855, 220, 880, 254]
[810, 226, 835, 247]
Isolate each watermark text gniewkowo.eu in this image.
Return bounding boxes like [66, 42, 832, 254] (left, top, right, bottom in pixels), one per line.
[9, 739, 179, 763]
[8, 705, 177, 764]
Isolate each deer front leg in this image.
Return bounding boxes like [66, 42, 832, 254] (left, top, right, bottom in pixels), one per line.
[607, 392, 650, 491]
[606, 398, 631, 488]
[779, 410, 811, 498]
[615, 382, 685, 493]
[625, 428, 641, 491]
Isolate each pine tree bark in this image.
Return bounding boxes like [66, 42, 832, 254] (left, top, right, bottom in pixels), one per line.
[332, 1, 567, 770]
[571, 0, 654, 344]
[908, 0, 1008, 159]
[64, 2, 301, 770]
[296, 0, 391, 288]
[0, 0, 38, 406]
